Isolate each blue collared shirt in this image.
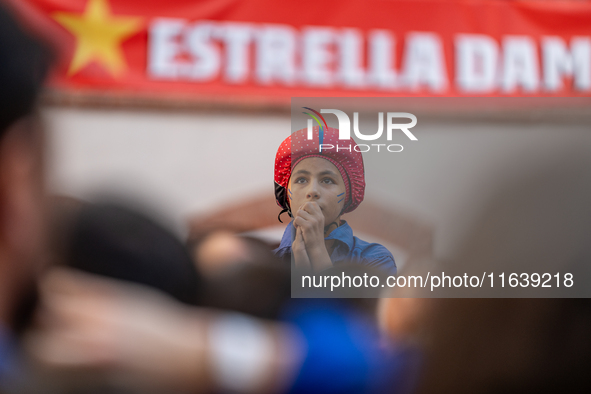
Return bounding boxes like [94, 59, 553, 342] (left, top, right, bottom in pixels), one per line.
[274, 221, 397, 275]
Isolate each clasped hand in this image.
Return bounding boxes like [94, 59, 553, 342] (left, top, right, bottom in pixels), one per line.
[291, 202, 332, 271]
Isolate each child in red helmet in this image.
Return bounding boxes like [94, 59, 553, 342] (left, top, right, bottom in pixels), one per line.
[274, 126, 396, 274]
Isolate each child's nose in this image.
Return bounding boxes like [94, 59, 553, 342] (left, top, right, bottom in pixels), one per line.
[306, 182, 320, 200]
[306, 190, 320, 199]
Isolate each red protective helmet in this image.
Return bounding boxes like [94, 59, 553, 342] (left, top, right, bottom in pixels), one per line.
[274, 126, 365, 220]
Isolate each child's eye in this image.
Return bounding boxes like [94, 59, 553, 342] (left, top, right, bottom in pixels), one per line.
[295, 177, 307, 184]
[321, 178, 335, 184]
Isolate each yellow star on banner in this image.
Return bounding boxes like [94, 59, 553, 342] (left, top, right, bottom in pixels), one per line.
[52, 0, 143, 77]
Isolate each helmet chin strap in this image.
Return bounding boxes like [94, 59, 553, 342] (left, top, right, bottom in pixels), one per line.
[277, 205, 293, 223]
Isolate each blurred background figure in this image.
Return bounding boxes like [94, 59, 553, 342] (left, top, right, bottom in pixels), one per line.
[0, 2, 52, 392]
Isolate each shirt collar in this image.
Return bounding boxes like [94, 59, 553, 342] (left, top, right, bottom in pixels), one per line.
[325, 220, 354, 253]
[277, 221, 295, 250]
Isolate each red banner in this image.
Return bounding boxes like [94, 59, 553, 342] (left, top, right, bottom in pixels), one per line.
[10, 0, 591, 105]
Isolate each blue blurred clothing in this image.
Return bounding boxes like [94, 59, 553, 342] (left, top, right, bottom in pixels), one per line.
[274, 221, 397, 275]
[281, 299, 419, 394]
[0, 325, 21, 393]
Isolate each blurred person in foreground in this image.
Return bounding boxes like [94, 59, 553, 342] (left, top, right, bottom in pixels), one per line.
[0, 2, 52, 391]
[274, 127, 396, 274]
[190, 231, 292, 319]
[189, 231, 278, 278]
[30, 269, 411, 394]
[60, 201, 203, 306]
[379, 147, 591, 393]
[30, 202, 410, 394]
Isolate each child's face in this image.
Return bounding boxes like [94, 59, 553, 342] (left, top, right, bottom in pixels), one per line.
[288, 157, 346, 225]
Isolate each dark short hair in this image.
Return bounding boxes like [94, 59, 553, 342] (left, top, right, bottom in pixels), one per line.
[0, 2, 52, 133]
[65, 202, 203, 306]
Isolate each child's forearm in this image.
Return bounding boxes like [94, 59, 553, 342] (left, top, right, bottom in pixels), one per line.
[292, 226, 312, 269]
[293, 246, 312, 269]
[306, 244, 333, 271]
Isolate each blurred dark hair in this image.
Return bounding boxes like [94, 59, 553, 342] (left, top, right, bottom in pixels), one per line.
[0, 2, 52, 134]
[64, 202, 203, 306]
[201, 263, 290, 320]
[192, 233, 292, 319]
